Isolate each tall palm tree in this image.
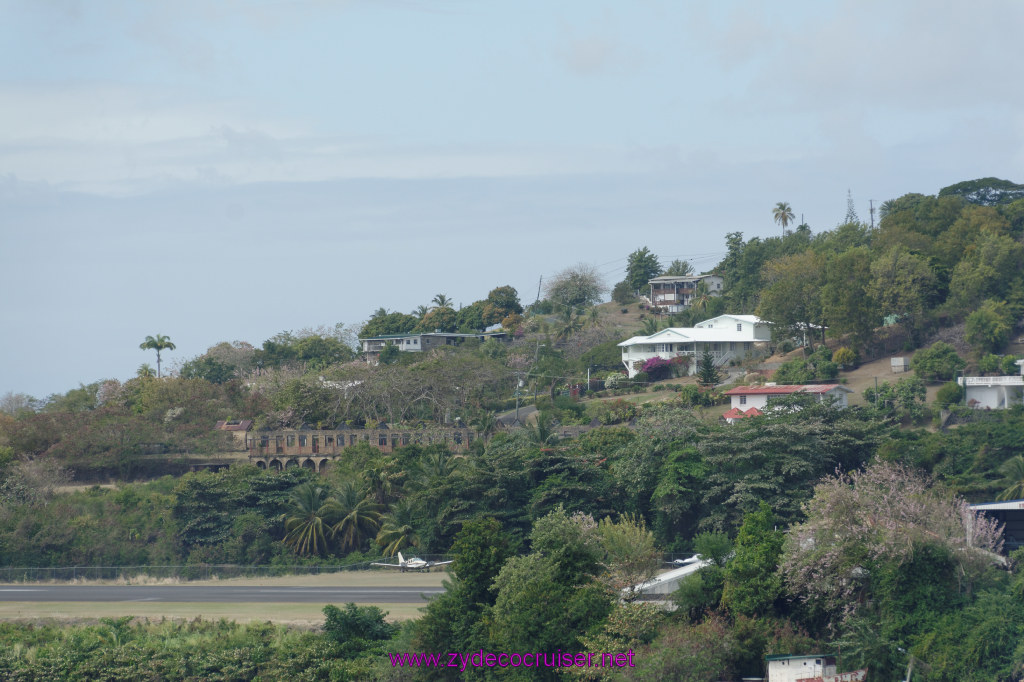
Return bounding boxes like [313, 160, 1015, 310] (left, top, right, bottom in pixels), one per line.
[281, 483, 338, 557]
[139, 334, 175, 378]
[413, 304, 430, 319]
[692, 280, 711, 313]
[997, 456, 1024, 501]
[375, 498, 421, 557]
[332, 480, 384, 553]
[773, 202, 795, 237]
[431, 294, 453, 309]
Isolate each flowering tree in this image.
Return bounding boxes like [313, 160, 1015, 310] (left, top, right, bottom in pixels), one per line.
[641, 356, 672, 382]
[781, 462, 1003, 623]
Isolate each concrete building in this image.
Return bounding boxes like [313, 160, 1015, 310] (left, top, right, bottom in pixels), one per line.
[646, 274, 724, 312]
[764, 655, 837, 682]
[723, 384, 853, 411]
[360, 330, 508, 361]
[957, 359, 1024, 410]
[618, 314, 770, 378]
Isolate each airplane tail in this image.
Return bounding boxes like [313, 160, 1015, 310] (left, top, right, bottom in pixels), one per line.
[398, 552, 405, 565]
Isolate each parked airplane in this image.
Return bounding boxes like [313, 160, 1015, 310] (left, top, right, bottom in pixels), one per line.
[666, 554, 702, 567]
[371, 552, 454, 572]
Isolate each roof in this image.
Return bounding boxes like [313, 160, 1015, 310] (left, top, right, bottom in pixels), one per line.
[724, 384, 852, 396]
[765, 654, 836, 662]
[694, 314, 764, 326]
[721, 407, 764, 420]
[648, 274, 720, 283]
[618, 326, 762, 347]
[623, 557, 713, 596]
[360, 331, 507, 341]
[970, 499, 1024, 511]
[215, 420, 252, 431]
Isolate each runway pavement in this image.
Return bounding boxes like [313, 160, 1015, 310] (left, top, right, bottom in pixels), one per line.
[0, 585, 443, 603]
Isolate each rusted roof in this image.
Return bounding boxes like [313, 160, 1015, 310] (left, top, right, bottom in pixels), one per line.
[215, 420, 253, 431]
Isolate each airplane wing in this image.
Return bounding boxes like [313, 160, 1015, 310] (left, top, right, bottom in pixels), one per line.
[370, 561, 402, 568]
[426, 560, 454, 568]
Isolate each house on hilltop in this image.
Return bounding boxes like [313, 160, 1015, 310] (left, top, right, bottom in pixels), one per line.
[359, 330, 508, 362]
[618, 314, 770, 378]
[646, 274, 723, 312]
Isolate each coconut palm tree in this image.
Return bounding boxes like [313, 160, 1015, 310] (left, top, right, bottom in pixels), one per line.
[331, 480, 384, 553]
[691, 280, 712, 313]
[997, 456, 1024, 501]
[136, 363, 156, 378]
[413, 304, 430, 319]
[139, 334, 175, 378]
[773, 202, 795, 237]
[281, 483, 338, 557]
[375, 498, 421, 557]
[431, 294, 453, 310]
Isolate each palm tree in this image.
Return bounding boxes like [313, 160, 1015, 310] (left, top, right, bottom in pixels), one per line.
[773, 202, 795, 237]
[281, 483, 338, 557]
[331, 480, 384, 553]
[997, 456, 1024, 501]
[413, 304, 430, 319]
[139, 334, 175, 378]
[691, 280, 711, 313]
[136, 363, 156, 378]
[431, 294, 452, 309]
[375, 498, 421, 557]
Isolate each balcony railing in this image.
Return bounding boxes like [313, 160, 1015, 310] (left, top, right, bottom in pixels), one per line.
[959, 376, 1024, 386]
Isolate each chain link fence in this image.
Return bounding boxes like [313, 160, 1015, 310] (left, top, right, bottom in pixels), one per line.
[0, 556, 454, 583]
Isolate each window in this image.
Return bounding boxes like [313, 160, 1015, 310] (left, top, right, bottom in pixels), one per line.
[657, 344, 670, 353]
[286, 435, 295, 447]
[402, 433, 410, 445]
[260, 435, 269, 448]
[454, 431, 463, 445]
[744, 342, 751, 351]
[298, 435, 307, 447]
[729, 342, 735, 350]
[379, 434, 388, 446]
[325, 436, 334, 446]
[737, 323, 742, 331]
[350, 434, 358, 445]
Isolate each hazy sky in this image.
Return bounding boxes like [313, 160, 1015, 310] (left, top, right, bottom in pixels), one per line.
[2, 0, 1023, 398]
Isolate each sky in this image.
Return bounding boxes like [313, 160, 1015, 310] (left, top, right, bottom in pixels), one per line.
[2, 0, 1023, 399]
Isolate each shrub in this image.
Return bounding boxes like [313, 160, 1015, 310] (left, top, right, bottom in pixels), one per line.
[935, 382, 964, 409]
[642, 357, 672, 382]
[833, 347, 857, 368]
[978, 354, 1002, 375]
[1002, 355, 1022, 376]
[912, 342, 966, 382]
[779, 340, 794, 355]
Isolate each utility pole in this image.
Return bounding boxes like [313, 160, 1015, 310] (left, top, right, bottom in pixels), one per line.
[535, 276, 543, 304]
[869, 199, 876, 229]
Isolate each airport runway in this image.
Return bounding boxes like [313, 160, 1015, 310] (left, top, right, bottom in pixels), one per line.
[0, 585, 443, 603]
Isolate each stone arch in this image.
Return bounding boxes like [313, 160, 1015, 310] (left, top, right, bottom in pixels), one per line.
[301, 458, 316, 470]
[255, 460, 267, 470]
[285, 458, 299, 469]
[318, 459, 331, 474]
[269, 459, 283, 471]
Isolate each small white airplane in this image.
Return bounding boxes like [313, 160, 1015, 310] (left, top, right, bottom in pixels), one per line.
[666, 554, 702, 567]
[371, 552, 454, 572]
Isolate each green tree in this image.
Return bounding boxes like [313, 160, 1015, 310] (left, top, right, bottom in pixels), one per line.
[665, 258, 693, 276]
[139, 334, 175, 378]
[281, 483, 337, 557]
[332, 480, 383, 553]
[965, 299, 1013, 355]
[756, 251, 825, 344]
[431, 293, 452, 309]
[773, 202, 795, 237]
[696, 349, 721, 386]
[721, 502, 784, 617]
[819, 247, 879, 349]
[867, 247, 938, 340]
[996, 456, 1024, 501]
[374, 498, 420, 556]
[625, 246, 663, 293]
[911, 341, 966, 381]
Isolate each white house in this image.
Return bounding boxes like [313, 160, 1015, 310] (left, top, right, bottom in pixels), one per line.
[957, 359, 1024, 410]
[723, 384, 853, 411]
[360, 331, 508, 361]
[618, 314, 771, 378]
[646, 274, 724, 312]
[765, 654, 840, 682]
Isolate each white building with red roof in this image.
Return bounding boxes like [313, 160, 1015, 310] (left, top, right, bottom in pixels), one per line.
[723, 384, 853, 411]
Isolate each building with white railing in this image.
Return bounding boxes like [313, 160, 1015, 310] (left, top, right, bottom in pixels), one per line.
[957, 359, 1024, 410]
[618, 314, 770, 378]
